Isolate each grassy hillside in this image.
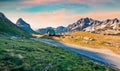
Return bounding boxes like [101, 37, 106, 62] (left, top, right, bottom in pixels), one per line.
[0, 20, 27, 36]
[52, 32, 120, 54]
[0, 35, 115, 71]
[0, 14, 29, 36]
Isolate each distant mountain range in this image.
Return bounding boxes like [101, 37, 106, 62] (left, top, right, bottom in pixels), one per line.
[36, 26, 68, 34]
[0, 12, 120, 35]
[67, 17, 120, 35]
[36, 27, 53, 35]
[16, 18, 36, 34]
[0, 12, 28, 36]
[67, 17, 101, 31]
[37, 17, 120, 35]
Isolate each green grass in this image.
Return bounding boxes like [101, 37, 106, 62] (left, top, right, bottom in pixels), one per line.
[0, 35, 116, 71]
[0, 18, 28, 36]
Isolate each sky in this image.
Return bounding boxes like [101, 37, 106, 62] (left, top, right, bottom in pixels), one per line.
[0, 0, 120, 30]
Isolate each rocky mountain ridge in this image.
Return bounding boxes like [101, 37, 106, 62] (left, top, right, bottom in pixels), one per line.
[37, 17, 120, 35]
[67, 17, 120, 35]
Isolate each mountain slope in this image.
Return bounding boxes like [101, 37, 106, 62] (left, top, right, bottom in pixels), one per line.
[36, 27, 54, 35]
[85, 18, 120, 35]
[67, 17, 101, 31]
[0, 12, 27, 36]
[36, 26, 68, 35]
[67, 17, 120, 35]
[55, 26, 68, 34]
[16, 18, 36, 34]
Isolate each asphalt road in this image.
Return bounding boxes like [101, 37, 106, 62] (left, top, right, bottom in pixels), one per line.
[31, 38, 120, 70]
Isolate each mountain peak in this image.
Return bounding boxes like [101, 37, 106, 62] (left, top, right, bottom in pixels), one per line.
[17, 18, 26, 23]
[84, 17, 91, 22]
[16, 18, 35, 33]
[16, 18, 29, 26]
[113, 18, 119, 22]
[81, 17, 92, 20]
[18, 18, 23, 21]
[84, 17, 90, 20]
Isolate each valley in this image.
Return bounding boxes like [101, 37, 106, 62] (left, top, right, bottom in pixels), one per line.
[0, 12, 120, 71]
[0, 35, 116, 71]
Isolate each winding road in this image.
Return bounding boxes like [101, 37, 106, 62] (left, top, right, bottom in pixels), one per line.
[31, 38, 120, 70]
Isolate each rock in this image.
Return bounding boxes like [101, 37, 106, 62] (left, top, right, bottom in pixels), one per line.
[83, 37, 95, 41]
[18, 54, 24, 59]
[10, 36, 17, 40]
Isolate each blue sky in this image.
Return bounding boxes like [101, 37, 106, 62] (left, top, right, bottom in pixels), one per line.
[0, 0, 120, 30]
[22, 3, 92, 14]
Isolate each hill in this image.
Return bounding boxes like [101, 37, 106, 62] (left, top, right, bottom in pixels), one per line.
[0, 12, 27, 36]
[36, 27, 55, 35]
[36, 26, 68, 35]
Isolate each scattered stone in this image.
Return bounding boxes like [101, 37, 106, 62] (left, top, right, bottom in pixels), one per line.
[83, 37, 95, 41]
[10, 36, 17, 40]
[18, 54, 24, 59]
[5, 49, 12, 52]
[18, 40, 24, 42]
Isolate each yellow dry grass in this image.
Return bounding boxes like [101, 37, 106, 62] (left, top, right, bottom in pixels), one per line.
[54, 32, 120, 54]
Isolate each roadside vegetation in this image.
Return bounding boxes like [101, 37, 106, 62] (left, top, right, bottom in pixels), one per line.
[0, 34, 116, 71]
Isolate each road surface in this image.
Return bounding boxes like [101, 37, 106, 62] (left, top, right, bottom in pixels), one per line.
[31, 38, 120, 70]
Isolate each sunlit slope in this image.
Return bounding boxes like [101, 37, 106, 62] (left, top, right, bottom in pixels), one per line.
[55, 31, 120, 54]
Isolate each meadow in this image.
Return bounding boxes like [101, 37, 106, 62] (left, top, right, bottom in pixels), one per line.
[0, 34, 116, 71]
